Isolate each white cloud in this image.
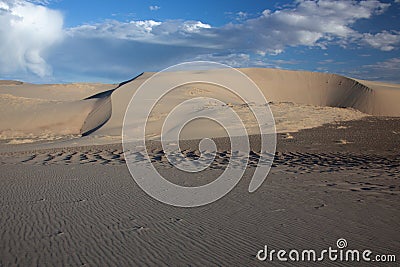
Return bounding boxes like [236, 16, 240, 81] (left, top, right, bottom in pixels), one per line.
[131, 20, 162, 33]
[181, 21, 211, 32]
[235, 0, 391, 53]
[149, 5, 160, 11]
[67, 19, 212, 47]
[363, 31, 400, 51]
[0, 0, 63, 77]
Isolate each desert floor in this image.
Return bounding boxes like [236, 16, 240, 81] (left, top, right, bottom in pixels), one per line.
[0, 117, 399, 266]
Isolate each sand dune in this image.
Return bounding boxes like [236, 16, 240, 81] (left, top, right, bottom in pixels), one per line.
[94, 68, 399, 140]
[0, 92, 119, 141]
[0, 68, 399, 144]
[242, 68, 400, 116]
[0, 80, 115, 141]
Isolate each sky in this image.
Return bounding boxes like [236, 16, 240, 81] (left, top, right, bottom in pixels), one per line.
[0, 0, 399, 83]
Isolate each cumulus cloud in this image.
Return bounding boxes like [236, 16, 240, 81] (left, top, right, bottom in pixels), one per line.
[0, 0, 63, 77]
[222, 0, 391, 53]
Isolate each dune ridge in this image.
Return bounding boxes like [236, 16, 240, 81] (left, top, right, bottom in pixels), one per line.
[80, 73, 144, 136]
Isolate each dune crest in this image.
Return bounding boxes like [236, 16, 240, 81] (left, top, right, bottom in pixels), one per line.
[80, 73, 144, 136]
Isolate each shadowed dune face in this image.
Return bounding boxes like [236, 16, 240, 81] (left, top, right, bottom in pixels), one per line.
[241, 68, 400, 116]
[0, 68, 399, 142]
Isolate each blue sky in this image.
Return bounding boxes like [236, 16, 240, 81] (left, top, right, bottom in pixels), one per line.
[0, 0, 399, 83]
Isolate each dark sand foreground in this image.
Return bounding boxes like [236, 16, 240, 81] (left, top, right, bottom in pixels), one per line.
[0, 117, 399, 266]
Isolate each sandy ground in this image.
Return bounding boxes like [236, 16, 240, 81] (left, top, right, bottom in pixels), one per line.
[1, 69, 399, 266]
[0, 117, 399, 266]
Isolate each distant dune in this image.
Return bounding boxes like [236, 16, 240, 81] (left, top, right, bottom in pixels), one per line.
[0, 80, 24, 85]
[0, 68, 399, 143]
